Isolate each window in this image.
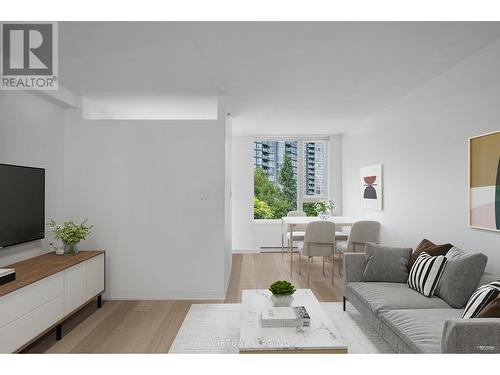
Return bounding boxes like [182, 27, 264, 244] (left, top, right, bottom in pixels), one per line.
[253, 138, 328, 219]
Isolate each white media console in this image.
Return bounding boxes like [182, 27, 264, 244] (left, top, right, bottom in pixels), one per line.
[0, 251, 105, 353]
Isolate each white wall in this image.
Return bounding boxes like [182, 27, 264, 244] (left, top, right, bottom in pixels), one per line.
[232, 135, 343, 251]
[231, 136, 257, 250]
[64, 105, 230, 299]
[224, 114, 233, 291]
[329, 135, 343, 216]
[342, 38, 500, 274]
[0, 91, 66, 267]
[0, 91, 231, 299]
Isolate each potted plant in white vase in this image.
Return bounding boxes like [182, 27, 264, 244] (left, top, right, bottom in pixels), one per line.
[314, 199, 335, 220]
[269, 280, 296, 307]
[47, 219, 93, 256]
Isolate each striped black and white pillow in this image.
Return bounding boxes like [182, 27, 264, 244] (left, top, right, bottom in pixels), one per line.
[463, 281, 500, 318]
[407, 252, 447, 297]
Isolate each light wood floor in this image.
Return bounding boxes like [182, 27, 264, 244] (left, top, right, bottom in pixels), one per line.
[24, 252, 345, 353]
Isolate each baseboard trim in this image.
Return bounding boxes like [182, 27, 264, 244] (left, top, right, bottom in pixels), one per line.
[104, 290, 226, 300]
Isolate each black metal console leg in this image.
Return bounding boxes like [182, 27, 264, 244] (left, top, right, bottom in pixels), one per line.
[97, 295, 102, 309]
[343, 296, 347, 311]
[56, 324, 62, 340]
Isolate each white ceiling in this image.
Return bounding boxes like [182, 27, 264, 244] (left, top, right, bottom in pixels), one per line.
[59, 22, 500, 135]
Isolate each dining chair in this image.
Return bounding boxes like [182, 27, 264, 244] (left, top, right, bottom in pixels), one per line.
[298, 220, 336, 286]
[281, 210, 307, 258]
[336, 220, 381, 274]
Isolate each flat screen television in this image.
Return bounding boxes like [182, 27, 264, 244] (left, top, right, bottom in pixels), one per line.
[0, 164, 45, 248]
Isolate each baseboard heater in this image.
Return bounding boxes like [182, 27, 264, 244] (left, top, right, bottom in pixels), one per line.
[260, 246, 298, 253]
[0, 269, 16, 286]
[260, 246, 298, 249]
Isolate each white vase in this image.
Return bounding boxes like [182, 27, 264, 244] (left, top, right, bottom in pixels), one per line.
[318, 212, 330, 220]
[271, 295, 294, 307]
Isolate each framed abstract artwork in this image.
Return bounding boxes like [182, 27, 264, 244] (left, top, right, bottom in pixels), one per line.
[469, 130, 500, 232]
[360, 164, 383, 210]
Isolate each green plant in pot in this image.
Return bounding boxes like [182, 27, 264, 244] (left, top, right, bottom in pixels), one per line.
[269, 280, 296, 307]
[314, 200, 335, 220]
[47, 219, 93, 256]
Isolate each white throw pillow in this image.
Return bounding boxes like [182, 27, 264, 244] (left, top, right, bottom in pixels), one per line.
[407, 252, 447, 297]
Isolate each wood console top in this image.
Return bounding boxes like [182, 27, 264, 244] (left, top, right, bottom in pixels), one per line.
[0, 250, 105, 298]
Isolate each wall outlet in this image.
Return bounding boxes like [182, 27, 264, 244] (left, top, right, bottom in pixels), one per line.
[200, 191, 210, 200]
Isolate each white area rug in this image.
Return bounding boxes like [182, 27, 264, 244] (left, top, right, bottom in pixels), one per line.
[169, 302, 393, 353]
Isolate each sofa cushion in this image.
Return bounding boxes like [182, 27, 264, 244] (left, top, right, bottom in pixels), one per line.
[408, 239, 453, 270]
[477, 296, 500, 318]
[347, 282, 450, 315]
[435, 247, 488, 308]
[380, 308, 463, 353]
[407, 252, 447, 297]
[362, 243, 412, 283]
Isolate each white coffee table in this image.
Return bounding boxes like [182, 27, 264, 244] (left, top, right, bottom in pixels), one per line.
[239, 289, 348, 354]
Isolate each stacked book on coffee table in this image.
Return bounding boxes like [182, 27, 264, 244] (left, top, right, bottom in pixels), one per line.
[261, 305, 310, 328]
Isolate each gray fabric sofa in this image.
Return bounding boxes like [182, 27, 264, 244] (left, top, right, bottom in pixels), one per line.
[343, 252, 500, 353]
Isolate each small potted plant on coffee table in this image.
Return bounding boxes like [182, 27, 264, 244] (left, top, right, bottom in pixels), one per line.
[269, 280, 296, 307]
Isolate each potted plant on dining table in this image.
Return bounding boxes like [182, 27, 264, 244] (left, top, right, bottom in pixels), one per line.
[314, 199, 335, 220]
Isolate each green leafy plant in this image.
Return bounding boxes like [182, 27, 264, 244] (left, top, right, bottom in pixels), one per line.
[47, 219, 93, 245]
[269, 280, 296, 296]
[302, 202, 318, 217]
[278, 153, 297, 213]
[254, 197, 274, 219]
[314, 200, 335, 215]
[254, 167, 290, 219]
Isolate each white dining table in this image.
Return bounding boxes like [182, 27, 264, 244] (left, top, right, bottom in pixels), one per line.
[281, 216, 358, 276]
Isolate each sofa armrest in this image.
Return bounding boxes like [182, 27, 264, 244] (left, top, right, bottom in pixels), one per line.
[343, 252, 366, 298]
[442, 318, 500, 353]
